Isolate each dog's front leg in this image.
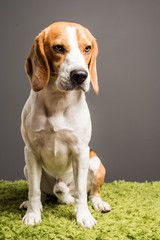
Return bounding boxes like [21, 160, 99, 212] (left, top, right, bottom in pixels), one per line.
[73, 146, 97, 228]
[22, 146, 42, 225]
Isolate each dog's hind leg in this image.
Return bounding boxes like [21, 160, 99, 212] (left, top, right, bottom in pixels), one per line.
[88, 150, 111, 212]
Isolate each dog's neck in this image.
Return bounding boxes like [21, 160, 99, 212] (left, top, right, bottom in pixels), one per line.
[31, 83, 86, 117]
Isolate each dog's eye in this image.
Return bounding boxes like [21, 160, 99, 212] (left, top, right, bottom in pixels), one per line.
[84, 45, 91, 54]
[53, 45, 65, 54]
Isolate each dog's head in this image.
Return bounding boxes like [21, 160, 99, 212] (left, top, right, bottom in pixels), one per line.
[25, 22, 99, 94]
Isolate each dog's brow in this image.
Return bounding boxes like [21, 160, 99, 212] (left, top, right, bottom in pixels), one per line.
[53, 38, 68, 45]
[76, 29, 91, 46]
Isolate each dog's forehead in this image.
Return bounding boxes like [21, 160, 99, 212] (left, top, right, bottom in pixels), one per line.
[45, 22, 92, 46]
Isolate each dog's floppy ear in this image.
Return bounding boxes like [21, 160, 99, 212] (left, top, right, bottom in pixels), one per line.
[25, 31, 50, 91]
[89, 38, 99, 94]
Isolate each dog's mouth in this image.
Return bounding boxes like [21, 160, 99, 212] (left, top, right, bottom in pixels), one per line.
[59, 80, 87, 92]
[57, 78, 88, 93]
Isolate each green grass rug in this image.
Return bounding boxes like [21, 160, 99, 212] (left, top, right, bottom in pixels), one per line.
[0, 180, 160, 240]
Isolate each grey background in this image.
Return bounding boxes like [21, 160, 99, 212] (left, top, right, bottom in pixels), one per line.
[0, 0, 160, 182]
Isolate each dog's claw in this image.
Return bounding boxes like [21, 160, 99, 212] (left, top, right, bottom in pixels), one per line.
[22, 209, 41, 225]
[75, 205, 97, 229]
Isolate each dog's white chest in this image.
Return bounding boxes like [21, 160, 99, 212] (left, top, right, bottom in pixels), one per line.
[34, 116, 77, 178]
[21, 91, 91, 178]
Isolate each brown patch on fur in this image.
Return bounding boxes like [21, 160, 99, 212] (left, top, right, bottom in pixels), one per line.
[91, 162, 106, 198]
[76, 26, 99, 94]
[44, 23, 70, 76]
[25, 31, 50, 91]
[90, 149, 97, 159]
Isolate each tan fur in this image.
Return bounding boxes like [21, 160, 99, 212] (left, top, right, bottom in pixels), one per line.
[91, 162, 106, 197]
[90, 149, 98, 159]
[25, 31, 50, 91]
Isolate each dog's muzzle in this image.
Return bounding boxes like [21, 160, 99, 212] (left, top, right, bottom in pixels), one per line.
[70, 69, 88, 86]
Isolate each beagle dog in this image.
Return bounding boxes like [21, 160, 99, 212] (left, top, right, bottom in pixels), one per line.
[20, 22, 111, 229]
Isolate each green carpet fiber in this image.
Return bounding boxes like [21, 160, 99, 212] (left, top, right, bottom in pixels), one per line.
[0, 180, 160, 240]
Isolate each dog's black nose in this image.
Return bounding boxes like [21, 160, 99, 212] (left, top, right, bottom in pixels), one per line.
[70, 70, 88, 85]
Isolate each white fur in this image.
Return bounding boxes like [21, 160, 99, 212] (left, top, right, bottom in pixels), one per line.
[20, 25, 107, 228]
[88, 156, 100, 174]
[90, 196, 111, 212]
[87, 156, 100, 193]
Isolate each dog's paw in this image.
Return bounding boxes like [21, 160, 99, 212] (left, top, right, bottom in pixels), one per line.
[20, 200, 43, 211]
[22, 209, 41, 226]
[75, 205, 97, 229]
[90, 196, 111, 212]
[19, 201, 29, 209]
